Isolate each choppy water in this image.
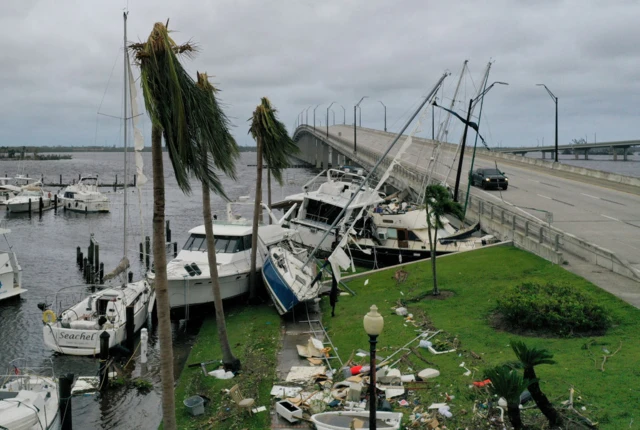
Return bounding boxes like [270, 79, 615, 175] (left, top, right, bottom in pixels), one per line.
[525, 151, 640, 177]
[0, 152, 314, 430]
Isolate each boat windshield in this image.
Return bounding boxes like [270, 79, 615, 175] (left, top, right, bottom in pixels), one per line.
[182, 234, 251, 253]
[20, 191, 41, 197]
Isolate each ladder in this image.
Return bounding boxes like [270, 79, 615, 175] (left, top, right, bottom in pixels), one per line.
[300, 302, 343, 372]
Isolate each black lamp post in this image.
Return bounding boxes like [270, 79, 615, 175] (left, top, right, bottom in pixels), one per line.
[305, 106, 311, 125]
[354, 96, 367, 153]
[340, 104, 346, 124]
[313, 104, 321, 131]
[363, 305, 384, 430]
[537, 84, 559, 163]
[332, 109, 336, 125]
[378, 101, 386, 132]
[326, 101, 336, 139]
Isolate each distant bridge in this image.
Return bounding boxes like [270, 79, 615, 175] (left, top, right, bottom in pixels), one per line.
[495, 140, 639, 160]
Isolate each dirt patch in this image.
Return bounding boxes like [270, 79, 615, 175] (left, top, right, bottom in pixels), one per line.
[406, 290, 455, 303]
[488, 311, 608, 338]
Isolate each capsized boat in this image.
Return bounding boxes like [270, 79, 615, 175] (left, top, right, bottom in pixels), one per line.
[166, 201, 296, 316]
[58, 175, 110, 213]
[41, 277, 154, 356]
[0, 359, 60, 430]
[310, 411, 403, 430]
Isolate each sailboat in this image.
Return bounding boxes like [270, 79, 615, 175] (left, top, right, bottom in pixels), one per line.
[262, 73, 450, 314]
[40, 12, 154, 356]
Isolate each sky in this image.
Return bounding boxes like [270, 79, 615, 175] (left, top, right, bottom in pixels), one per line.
[1, 0, 639, 149]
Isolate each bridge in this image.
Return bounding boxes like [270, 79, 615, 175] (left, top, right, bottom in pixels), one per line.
[290, 124, 640, 305]
[495, 140, 639, 160]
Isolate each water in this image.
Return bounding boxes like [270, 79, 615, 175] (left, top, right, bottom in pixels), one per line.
[524, 151, 640, 177]
[0, 152, 315, 429]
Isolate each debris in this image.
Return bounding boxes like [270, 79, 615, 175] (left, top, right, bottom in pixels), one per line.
[252, 406, 267, 413]
[307, 358, 323, 365]
[399, 399, 410, 407]
[472, 379, 491, 388]
[426, 417, 440, 429]
[285, 366, 327, 382]
[208, 369, 234, 379]
[383, 387, 405, 399]
[401, 374, 415, 382]
[276, 400, 303, 423]
[417, 368, 440, 380]
[395, 307, 408, 316]
[364, 279, 369, 286]
[428, 402, 448, 409]
[419, 340, 432, 349]
[438, 405, 453, 418]
[394, 268, 408, 284]
[297, 337, 326, 358]
[471, 351, 482, 360]
[270, 385, 303, 398]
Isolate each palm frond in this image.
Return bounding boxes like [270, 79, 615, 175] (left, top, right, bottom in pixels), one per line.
[425, 184, 463, 228]
[511, 340, 557, 368]
[485, 365, 536, 406]
[248, 97, 298, 185]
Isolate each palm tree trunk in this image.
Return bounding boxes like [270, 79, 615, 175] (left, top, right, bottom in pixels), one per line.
[507, 405, 525, 430]
[202, 171, 241, 372]
[267, 168, 272, 225]
[431, 226, 439, 295]
[524, 368, 563, 427]
[249, 136, 263, 301]
[151, 125, 176, 430]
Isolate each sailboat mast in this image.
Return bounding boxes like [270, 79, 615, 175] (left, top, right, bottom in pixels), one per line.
[123, 11, 128, 259]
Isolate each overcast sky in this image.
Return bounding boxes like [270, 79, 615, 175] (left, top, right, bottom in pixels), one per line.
[1, 0, 639, 149]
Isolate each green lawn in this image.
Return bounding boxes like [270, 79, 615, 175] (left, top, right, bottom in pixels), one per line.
[173, 304, 281, 429]
[320, 246, 640, 429]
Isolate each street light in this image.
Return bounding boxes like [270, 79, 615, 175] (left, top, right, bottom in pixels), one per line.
[326, 101, 336, 139]
[305, 106, 312, 125]
[363, 305, 384, 430]
[313, 104, 321, 131]
[332, 109, 336, 125]
[537, 84, 559, 163]
[354, 96, 367, 152]
[453, 81, 508, 202]
[378, 101, 387, 132]
[339, 104, 346, 124]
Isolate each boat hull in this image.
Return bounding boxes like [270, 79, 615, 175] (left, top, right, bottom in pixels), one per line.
[7, 198, 53, 213]
[261, 255, 299, 315]
[59, 197, 110, 213]
[310, 411, 403, 430]
[167, 271, 251, 309]
[347, 245, 450, 269]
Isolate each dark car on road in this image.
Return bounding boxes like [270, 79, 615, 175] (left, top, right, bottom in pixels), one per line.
[471, 168, 508, 190]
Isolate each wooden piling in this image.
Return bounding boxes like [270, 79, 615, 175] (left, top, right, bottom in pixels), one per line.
[125, 306, 135, 351]
[28, 198, 32, 217]
[166, 220, 171, 243]
[76, 246, 82, 266]
[173, 242, 178, 258]
[88, 238, 94, 268]
[144, 236, 150, 270]
[139, 243, 144, 261]
[99, 331, 110, 391]
[54, 194, 58, 212]
[38, 197, 43, 217]
[99, 262, 104, 284]
[58, 373, 74, 430]
[128, 271, 133, 283]
[83, 257, 88, 278]
[133, 174, 137, 187]
[94, 242, 100, 272]
[59, 174, 62, 185]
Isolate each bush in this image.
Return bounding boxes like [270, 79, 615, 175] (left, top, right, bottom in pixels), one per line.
[496, 282, 611, 336]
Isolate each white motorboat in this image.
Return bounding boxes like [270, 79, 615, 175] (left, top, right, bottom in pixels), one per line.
[310, 411, 403, 430]
[0, 221, 24, 302]
[0, 359, 60, 430]
[167, 202, 293, 316]
[0, 177, 22, 205]
[6, 183, 54, 213]
[14, 174, 37, 187]
[41, 279, 154, 356]
[281, 168, 384, 254]
[59, 175, 110, 213]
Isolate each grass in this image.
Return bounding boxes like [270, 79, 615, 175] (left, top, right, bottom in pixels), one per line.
[173, 304, 281, 429]
[320, 246, 640, 429]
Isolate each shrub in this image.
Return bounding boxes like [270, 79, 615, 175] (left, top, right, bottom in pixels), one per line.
[496, 282, 611, 336]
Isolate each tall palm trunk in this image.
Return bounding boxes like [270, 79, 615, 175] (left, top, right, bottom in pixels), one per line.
[267, 168, 272, 225]
[524, 368, 563, 427]
[249, 136, 263, 301]
[202, 173, 241, 371]
[151, 125, 176, 430]
[507, 405, 525, 430]
[426, 213, 439, 295]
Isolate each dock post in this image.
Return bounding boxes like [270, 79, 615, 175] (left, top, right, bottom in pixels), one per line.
[140, 328, 148, 364]
[139, 243, 144, 261]
[133, 174, 137, 187]
[59, 174, 62, 185]
[89, 264, 95, 285]
[128, 271, 133, 283]
[83, 257, 88, 278]
[54, 194, 58, 212]
[166, 220, 171, 243]
[173, 242, 178, 258]
[145, 236, 151, 270]
[126, 306, 135, 351]
[94, 242, 100, 273]
[99, 262, 104, 284]
[58, 373, 74, 430]
[28, 198, 32, 217]
[99, 331, 110, 391]
[76, 246, 82, 266]
[88, 236, 94, 268]
[39, 197, 43, 217]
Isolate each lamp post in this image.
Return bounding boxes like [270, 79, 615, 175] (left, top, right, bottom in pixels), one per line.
[537, 84, 558, 163]
[453, 81, 508, 202]
[378, 101, 386, 132]
[358, 106, 362, 126]
[340, 104, 346, 124]
[431, 99, 436, 140]
[332, 109, 336, 125]
[326, 101, 336, 139]
[313, 104, 321, 131]
[305, 106, 312, 125]
[363, 305, 384, 430]
[354, 96, 368, 153]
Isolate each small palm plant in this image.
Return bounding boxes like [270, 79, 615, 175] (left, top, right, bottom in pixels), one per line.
[511, 340, 563, 427]
[485, 365, 535, 430]
[424, 184, 463, 295]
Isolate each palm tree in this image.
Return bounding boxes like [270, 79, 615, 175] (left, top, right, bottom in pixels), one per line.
[247, 98, 297, 300]
[511, 340, 563, 427]
[130, 22, 234, 430]
[485, 365, 535, 430]
[195, 72, 241, 371]
[424, 184, 463, 295]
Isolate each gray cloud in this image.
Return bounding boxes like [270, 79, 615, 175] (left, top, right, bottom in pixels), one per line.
[1, 0, 639, 149]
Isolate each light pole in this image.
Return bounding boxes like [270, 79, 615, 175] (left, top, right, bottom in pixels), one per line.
[354, 96, 367, 153]
[313, 104, 321, 131]
[537, 84, 558, 163]
[358, 106, 362, 126]
[363, 305, 384, 430]
[305, 106, 312, 125]
[339, 104, 346, 124]
[452, 81, 508, 202]
[326, 101, 336, 139]
[332, 109, 336, 125]
[378, 101, 386, 132]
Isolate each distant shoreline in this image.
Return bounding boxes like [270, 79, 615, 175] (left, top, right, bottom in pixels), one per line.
[0, 146, 257, 153]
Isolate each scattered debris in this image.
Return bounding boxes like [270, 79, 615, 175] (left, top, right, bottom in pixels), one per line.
[285, 366, 327, 382]
[417, 368, 440, 380]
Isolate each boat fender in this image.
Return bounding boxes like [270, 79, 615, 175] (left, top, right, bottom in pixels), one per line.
[48, 192, 51, 198]
[42, 310, 57, 324]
